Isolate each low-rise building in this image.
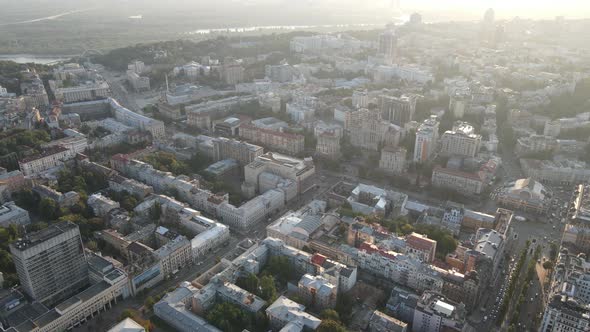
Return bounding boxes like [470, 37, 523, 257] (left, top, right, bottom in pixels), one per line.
[369, 310, 408, 332]
[431, 167, 484, 195]
[495, 178, 551, 214]
[540, 294, 590, 332]
[515, 135, 557, 156]
[154, 283, 222, 332]
[520, 159, 590, 186]
[266, 296, 322, 331]
[347, 184, 408, 217]
[87, 194, 120, 217]
[32, 183, 80, 208]
[53, 81, 110, 104]
[267, 200, 327, 249]
[212, 137, 263, 165]
[107, 318, 145, 332]
[154, 235, 193, 278]
[126, 71, 150, 92]
[108, 174, 154, 199]
[41, 136, 88, 155]
[244, 152, 315, 195]
[412, 292, 466, 332]
[297, 274, 337, 310]
[204, 159, 239, 178]
[0, 201, 30, 227]
[239, 123, 304, 155]
[406, 233, 437, 263]
[18, 146, 76, 176]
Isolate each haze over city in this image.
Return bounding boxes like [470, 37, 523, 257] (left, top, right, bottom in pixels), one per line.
[0, 2, 590, 332]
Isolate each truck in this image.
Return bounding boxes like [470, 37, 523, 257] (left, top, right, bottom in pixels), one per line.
[515, 216, 527, 222]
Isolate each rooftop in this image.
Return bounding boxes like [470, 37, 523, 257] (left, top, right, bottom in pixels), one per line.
[107, 318, 145, 332]
[18, 146, 69, 164]
[10, 222, 78, 252]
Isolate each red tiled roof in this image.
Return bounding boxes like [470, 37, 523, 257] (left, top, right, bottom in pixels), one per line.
[311, 253, 327, 266]
[406, 233, 436, 251]
[433, 166, 483, 182]
[111, 153, 129, 162]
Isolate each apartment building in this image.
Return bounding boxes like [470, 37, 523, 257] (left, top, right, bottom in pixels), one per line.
[347, 108, 401, 151]
[431, 167, 484, 195]
[316, 132, 341, 159]
[127, 71, 150, 92]
[297, 274, 338, 310]
[412, 292, 466, 332]
[406, 233, 437, 263]
[244, 152, 315, 195]
[239, 123, 305, 155]
[212, 137, 263, 165]
[154, 235, 193, 277]
[108, 174, 154, 199]
[18, 146, 76, 176]
[379, 146, 407, 174]
[266, 296, 321, 331]
[440, 122, 481, 158]
[520, 158, 590, 185]
[9, 222, 89, 306]
[414, 116, 440, 162]
[110, 98, 165, 139]
[54, 81, 110, 104]
[379, 94, 417, 127]
[87, 194, 120, 217]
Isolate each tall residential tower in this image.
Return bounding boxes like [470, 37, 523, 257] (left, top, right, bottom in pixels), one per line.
[10, 222, 89, 306]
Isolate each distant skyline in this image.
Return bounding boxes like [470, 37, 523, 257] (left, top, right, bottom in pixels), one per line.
[402, 0, 590, 18]
[2, 0, 590, 21]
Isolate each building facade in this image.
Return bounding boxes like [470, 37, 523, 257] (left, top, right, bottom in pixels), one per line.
[9, 222, 89, 306]
[379, 146, 407, 174]
[239, 124, 305, 155]
[414, 116, 440, 163]
[431, 167, 484, 195]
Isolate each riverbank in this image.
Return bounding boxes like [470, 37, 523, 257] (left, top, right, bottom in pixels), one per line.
[0, 55, 73, 64]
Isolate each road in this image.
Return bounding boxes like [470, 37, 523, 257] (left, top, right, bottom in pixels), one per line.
[100, 69, 141, 112]
[71, 235, 242, 332]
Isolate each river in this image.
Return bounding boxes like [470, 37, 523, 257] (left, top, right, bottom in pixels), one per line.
[0, 54, 73, 64]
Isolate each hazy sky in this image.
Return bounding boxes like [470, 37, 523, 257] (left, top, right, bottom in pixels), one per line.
[406, 0, 590, 15]
[2, 0, 590, 21]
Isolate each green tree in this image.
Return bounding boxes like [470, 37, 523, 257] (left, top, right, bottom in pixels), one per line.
[259, 275, 277, 302]
[236, 273, 259, 294]
[543, 261, 554, 270]
[144, 296, 156, 311]
[121, 196, 139, 212]
[206, 302, 253, 332]
[335, 293, 353, 324]
[320, 309, 341, 322]
[317, 319, 347, 332]
[39, 198, 59, 220]
[266, 256, 294, 283]
[85, 240, 98, 251]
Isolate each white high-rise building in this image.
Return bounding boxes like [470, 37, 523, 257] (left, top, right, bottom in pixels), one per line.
[413, 116, 439, 163]
[440, 121, 481, 158]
